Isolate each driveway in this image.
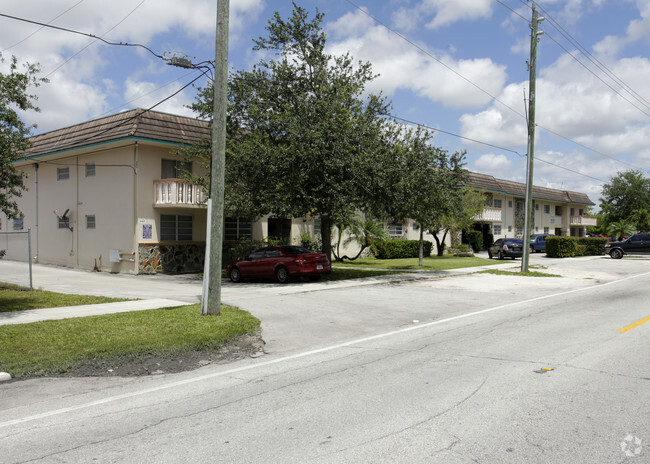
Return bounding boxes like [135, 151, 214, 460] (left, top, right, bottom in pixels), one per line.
[0, 253, 643, 355]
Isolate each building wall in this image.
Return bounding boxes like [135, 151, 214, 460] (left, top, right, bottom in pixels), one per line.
[5, 146, 137, 272]
[482, 193, 589, 239]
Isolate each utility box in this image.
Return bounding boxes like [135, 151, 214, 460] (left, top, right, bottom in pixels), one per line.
[109, 249, 122, 263]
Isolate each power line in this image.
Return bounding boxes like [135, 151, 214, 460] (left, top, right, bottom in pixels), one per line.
[0, 10, 163, 61]
[44, 0, 148, 78]
[341, 0, 526, 121]
[1, 0, 87, 52]
[534, 1, 650, 111]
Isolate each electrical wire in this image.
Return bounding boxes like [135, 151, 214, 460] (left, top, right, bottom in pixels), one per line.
[1, 0, 87, 52]
[0, 9, 163, 61]
[44, 0, 148, 78]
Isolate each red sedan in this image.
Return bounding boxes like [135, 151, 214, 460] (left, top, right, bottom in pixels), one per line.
[227, 246, 331, 283]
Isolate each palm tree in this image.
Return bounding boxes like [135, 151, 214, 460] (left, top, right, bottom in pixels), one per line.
[333, 216, 388, 261]
[606, 220, 636, 241]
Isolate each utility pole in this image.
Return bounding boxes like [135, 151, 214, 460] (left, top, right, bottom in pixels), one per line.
[202, 0, 229, 315]
[522, 2, 544, 272]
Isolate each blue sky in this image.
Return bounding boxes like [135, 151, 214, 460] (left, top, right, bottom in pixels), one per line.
[3, 0, 650, 207]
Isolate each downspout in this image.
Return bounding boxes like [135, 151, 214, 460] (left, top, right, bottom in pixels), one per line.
[133, 142, 139, 274]
[33, 163, 39, 262]
[75, 156, 79, 266]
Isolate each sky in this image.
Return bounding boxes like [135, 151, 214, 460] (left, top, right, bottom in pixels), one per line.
[2, 0, 650, 207]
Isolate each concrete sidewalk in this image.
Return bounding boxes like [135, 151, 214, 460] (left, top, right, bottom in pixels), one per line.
[0, 298, 191, 326]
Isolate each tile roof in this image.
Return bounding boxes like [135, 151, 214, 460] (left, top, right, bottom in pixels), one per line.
[464, 171, 594, 205]
[22, 108, 210, 159]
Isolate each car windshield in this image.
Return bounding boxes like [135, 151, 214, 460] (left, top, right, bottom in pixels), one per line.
[281, 246, 312, 255]
[504, 239, 523, 244]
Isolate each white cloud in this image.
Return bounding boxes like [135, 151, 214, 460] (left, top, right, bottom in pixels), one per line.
[473, 153, 512, 172]
[392, 0, 493, 30]
[327, 10, 507, 109]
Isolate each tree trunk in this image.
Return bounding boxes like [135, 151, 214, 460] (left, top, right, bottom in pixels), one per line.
[321, 214, 333, 261]
[432, 230, 448, 256]
[418, 226, 424, 266]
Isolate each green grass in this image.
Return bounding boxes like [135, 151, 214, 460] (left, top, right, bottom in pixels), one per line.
[332, 255, 496, 271]
[0, 283, 132, 313]
[0, 304, 260, 378]
[477, 269, 561, 277]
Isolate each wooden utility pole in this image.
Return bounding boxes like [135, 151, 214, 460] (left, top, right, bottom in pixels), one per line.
[202, 0, 229, 315]
[522, 2, 543, 272]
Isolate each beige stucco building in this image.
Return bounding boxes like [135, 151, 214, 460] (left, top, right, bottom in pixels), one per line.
[2, 109, 595, 274]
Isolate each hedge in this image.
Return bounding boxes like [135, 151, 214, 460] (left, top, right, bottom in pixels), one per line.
[372, 239, 433, 259]
[545, 236, 607, 258]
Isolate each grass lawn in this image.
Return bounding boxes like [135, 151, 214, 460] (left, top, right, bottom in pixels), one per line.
[0, 303, 260, 378]
[0, 282, 132, 313]
[332, 255, 495, 271]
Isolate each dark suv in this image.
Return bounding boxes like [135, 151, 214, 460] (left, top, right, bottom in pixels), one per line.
[604, 233, 650, 259]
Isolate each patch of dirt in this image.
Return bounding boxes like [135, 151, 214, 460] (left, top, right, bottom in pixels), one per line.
[34, 332, 266, 379]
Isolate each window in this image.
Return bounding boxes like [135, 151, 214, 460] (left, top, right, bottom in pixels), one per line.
[493, 225, 502, 235]
[544, 205, 550, 214]
[57, 167, 69, 180]
[570, 208, 575, 216]
[555, 206, 563, 215]
[508, 201, 513, 208]
[13, 218, 23, 230]
[387, 223, 403, 237]
[86, 215, 96, 229]
[493, 199, 502, 209]
[508, 225, 513, 232]
[515, 200, 524, 212]
[516, 226, 523, 235]
[224, 217, 252, 241]
[535, 203, 539, 211]
[58, 217, 71, 229]
[160, 214, 192, 241]
[544, 227, 549, 234]
[85, 163, 95, 177]
[161, 159, 191, 179]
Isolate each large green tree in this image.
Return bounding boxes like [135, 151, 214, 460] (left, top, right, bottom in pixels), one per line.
[377, 126, 466, 264]
[188, 4, 390, 259]
[0, 55, 45, 218]
[599, 170, 650, 232]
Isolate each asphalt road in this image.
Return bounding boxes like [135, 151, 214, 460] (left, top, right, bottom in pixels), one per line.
[1, 255, 649, 463]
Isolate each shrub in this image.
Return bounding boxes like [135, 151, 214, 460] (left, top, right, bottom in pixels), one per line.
[466, 230, 483, 252]
[299, 233, 322, 253]
[372, 239, 433, 259]
[546, 236, 607, 258]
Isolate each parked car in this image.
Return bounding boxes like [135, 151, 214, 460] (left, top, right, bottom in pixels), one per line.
[529, 233, 553, 252]
[227, 245, 331, 283]
[603, 233, 650, 259]
[488, 238, 524, 260]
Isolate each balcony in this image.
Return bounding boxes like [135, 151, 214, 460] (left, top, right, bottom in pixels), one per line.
[153, 179, 206, 208]
[570, 215, 597, 227]
[473, 207, 502, 222]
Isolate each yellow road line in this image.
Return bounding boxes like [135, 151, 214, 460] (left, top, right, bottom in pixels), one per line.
[618, 315, 650, 333]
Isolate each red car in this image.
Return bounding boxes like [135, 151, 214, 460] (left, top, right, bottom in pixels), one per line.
[227, 246, 331, 283]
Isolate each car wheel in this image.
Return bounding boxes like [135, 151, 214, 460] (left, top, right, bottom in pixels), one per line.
[275, 266, 291, 283]
[498, 251, 504, 260]
[610, 249, 623, 259]
[530, 245, 535, 253]
[488, 251, 493, 259]
[229, 267, 242, 283]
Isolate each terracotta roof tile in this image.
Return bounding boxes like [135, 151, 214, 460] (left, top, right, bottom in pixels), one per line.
[23, 109, 210, 158]
[464, 171, 594, 205]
